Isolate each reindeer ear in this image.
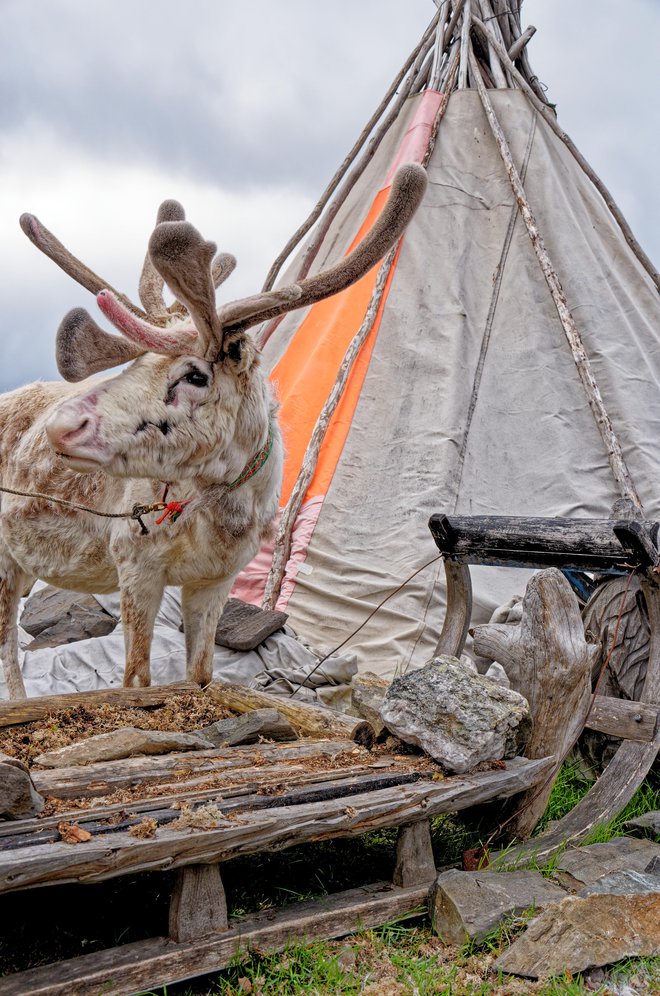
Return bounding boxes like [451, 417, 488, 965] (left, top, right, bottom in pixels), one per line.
[222, 332, 256, 375]
[57, 308, 143, 382]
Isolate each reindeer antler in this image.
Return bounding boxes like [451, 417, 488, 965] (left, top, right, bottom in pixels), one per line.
[218, 163, 428, 334]
[139, 200, 186, 317]
[19, 213, 147, 320]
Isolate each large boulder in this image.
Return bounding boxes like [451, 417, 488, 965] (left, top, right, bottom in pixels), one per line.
[379, 655, 532, 773]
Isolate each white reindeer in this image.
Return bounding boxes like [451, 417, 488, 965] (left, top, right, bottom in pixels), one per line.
[0, 164, 427, 699]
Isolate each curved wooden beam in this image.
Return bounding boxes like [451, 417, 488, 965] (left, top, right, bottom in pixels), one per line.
[434, 560, 473, 658]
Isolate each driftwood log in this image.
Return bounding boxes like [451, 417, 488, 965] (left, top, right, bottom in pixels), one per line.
[206, 682, 375, 746]
[473, 568, 598, 838]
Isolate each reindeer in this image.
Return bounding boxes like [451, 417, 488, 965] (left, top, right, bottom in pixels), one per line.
[0, 164, 428, 699]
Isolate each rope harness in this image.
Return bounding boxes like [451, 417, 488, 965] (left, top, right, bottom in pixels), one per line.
[0, 421, 274, 535]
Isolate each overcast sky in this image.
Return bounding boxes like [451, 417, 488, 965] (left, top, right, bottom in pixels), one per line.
[0, 0, 658, 394]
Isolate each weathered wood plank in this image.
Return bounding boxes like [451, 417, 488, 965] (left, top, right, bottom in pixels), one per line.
[0, 756, 552, 895]
[0, 682, 200, 728]
[0, 770, 433, 851]
[31, 739, 356, 799]
[585, 696, 658, 743]
[206, 682, 375, 746]
[0, 763, 384, 841]
[428, 514, 659, 572]
[0, 881, 431, 996]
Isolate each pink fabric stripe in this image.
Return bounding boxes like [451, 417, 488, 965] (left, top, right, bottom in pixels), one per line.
[230, 496, 324, 610]
[384, 90, 444, 186]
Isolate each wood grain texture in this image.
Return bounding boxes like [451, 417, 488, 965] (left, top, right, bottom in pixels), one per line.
[0, 682, 200, 728]
[474, 569, 596, 838]
[168, 864, 228, 941]
[0, 756, 552, 895]
[0, 881, 432, 996]
[206, 682, 374, 745]
[393, 820, 436, 887]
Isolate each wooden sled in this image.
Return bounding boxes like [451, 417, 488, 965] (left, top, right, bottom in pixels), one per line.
[0, 682, 551, 995]
[429, 503, 660, 859]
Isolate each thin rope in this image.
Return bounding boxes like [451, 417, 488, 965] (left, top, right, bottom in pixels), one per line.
[289, 553, 444, 697]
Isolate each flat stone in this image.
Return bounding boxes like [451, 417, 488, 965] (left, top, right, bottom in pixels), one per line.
[625, 810, 660, 839]
[350, 672, 389, 737]
[579, 870, 660, 896]
[198, 709, 297, 746]
[379, 656, 532, 774]
[214, 598, 288, 651]
[495, 892, 660, 978]
[20, 585, 117, 648]
[33, 727, 214, 768]
[553, 837, 660, 890]
[0, 753, 44, 819]
[430, 868, 566, 944]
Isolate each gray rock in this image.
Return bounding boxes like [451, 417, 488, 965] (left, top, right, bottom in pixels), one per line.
[0, 752, 44, 819]
[625, 810, 660, 839]
[20, 585, 117, 649]
[198, 709, 297, 746]
[430, 868, 566, 944]
[350, 672, 390, 737]
[495, 892, 660, 978]
[33, 727, 214, 768]
[379, 656, 532, 773]
[646, 855, 660, 877]
[213, 598, 288, 651]
[553, 837, 660, 890]
[579, 870, 660, 896]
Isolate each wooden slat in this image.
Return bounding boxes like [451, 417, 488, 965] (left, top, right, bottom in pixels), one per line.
[0, 881, 431, 996]
[0, 682, 200, 728]
[428, 514, 659, 571]
[0, 756, 553, 895]
[31, 739, 356, 799]
[585, 696, 658, 743]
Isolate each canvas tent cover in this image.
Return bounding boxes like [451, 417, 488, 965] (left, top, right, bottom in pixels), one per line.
[232, 87, 660, 677]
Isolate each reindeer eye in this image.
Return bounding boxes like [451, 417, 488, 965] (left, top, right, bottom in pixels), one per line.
[184, 370, 209, 388]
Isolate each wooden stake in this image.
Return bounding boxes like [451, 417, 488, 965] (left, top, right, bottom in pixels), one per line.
[468, 45, 643, 509]
[393, 820, 436, 887]
[471, 15, 659, 290]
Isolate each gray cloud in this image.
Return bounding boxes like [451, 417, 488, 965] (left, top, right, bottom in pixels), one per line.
[0, 0, 657, 395]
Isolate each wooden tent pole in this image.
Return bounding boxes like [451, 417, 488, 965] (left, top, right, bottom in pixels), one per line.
[262, 245, 398, 610]
[468, 44, 643, 510]
[472, 15, 660, 291]
[259, 15, 440, 297]
[458, 0, 472, 89]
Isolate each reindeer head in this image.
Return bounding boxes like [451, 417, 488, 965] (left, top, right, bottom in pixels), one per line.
[20, 164, 427, 483]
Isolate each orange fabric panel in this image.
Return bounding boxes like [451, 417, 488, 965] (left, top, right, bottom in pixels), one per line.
[272, 186, 398, 504]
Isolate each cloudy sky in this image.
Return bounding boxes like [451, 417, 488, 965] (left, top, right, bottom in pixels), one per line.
[1, 0, 658, 394]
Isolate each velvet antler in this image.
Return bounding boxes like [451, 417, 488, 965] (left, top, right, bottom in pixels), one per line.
[218, 162, 428, 334]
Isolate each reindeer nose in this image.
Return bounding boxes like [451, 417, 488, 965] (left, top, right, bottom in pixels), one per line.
[46, 405, 99, 454]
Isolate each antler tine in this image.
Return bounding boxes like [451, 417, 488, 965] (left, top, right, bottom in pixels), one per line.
[96, 290, 200, 356]
[57, 307, 144, 382]
[219, 163, 428, 334]
[138, 199, 186, 318]
[212, 252, 237, 289]
[19, 214, 147, 320]
[148, 221, 223, 353]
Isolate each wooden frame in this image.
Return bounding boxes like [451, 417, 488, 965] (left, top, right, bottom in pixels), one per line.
[428, 510, 660, 857]
[0, 684, 552, 995]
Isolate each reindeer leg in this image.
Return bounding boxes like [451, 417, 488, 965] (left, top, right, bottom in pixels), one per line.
[181, 580, 232, 687]
[118, 568, 165, 688]
[0, 553, 31, 700]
